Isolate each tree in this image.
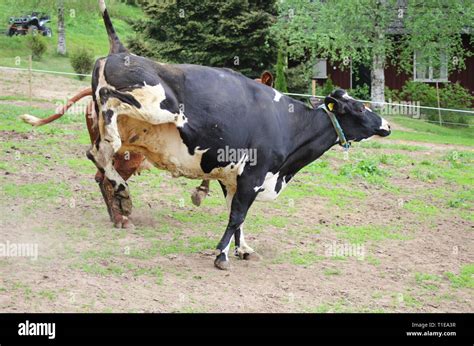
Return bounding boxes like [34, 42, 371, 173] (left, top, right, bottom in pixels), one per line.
[57, 0, 66, 55]
[272, 0, 473, 110]
[274, 48, 288, 92]
[128, 0, 278, 78]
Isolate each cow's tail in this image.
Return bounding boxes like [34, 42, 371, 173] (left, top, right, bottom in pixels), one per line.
[99, 0, 127, 54]
[19, 88, 92, 126]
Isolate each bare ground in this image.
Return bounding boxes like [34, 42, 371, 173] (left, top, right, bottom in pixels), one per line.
[0, 73, 472, 313]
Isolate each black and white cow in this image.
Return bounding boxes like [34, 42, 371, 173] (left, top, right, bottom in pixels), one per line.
[88, 0, 391, 270]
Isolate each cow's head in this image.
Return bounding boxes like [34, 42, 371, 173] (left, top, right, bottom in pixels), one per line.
[323, 89, 391, 142]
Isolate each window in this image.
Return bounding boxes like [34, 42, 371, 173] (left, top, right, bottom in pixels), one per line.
[414, 50, 448, 82]
[313, 59, 327, 79]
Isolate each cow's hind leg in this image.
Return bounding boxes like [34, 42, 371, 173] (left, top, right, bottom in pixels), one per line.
[214, 180, 258, 270]
[191, 180, 210, 206]
[234, 226, 258, 261]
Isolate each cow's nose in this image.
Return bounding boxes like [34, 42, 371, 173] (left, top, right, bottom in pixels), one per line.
[377, 118, 391, 136]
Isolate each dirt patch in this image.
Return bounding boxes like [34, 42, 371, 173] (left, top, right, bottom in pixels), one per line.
[0, 69, 89, 101]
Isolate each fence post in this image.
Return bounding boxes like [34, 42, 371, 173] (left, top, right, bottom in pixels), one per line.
[436, 82, 442, 126]
[28, 55, 32, 106]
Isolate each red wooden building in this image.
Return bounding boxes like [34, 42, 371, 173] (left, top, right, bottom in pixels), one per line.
[313, 36, 474, 99]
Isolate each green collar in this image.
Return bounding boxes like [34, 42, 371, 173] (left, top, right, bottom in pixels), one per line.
[318, 104, 350, 150]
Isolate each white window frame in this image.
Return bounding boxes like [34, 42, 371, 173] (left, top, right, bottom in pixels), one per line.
[413, 50, 448, 83]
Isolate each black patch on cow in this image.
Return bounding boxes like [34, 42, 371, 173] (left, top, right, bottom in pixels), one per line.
[104, 110, 114, 125]
[109, 180, 117, 188]
[99, 87, 141, 109]
[116, 184, 126, 192]
[86, 150, 95, 163]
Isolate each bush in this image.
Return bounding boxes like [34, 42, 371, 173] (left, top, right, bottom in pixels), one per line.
[26, 34, 47, 61]
[398, 81, 472, 126]
[348, 83, 370, 100]
[70, 48, 94, 80]
[286, 61, 313, 94]
[399, 81, 438, 107]
[317, 76, 339, 97]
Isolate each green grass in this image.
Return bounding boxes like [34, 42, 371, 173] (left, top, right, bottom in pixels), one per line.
[386, 116, 474, 146]
[445, 264, 474, 289]
[336, 225, 409, 244]
[273, 249, 324, 266]
[415, 272, 441, 290]
[1, 181, 72, 199]
[403, 199, 439, 216]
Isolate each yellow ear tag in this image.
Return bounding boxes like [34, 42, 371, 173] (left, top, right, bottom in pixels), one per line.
[327, 103, 334, 111]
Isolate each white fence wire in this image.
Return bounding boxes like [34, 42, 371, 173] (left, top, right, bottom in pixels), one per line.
[1, 64, 473, 126]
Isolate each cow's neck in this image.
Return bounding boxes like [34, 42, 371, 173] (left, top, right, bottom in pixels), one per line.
[281, 107, 339, 177]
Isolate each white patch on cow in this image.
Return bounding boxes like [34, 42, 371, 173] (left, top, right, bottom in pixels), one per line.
[273, 89, 283, 102]
[342, 92, 354, 100]
[118, 118, 247, 189]
[221, 235, 233, 262]
[99, 0, 106, 13]
[110, 83, 188, 128]
[236, 226, 254, 255]
[254, 172, 287, 202]
[380, 117, 390, 132]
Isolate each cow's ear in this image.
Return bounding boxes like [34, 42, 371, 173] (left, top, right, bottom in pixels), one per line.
[324, 96, 340, 113]
[260, 71, 274, 87]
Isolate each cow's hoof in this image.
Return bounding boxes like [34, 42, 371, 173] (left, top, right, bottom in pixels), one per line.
[214, 257, 230, 270]
[191, 187, 208, 207]
[118, 196, 133, 217]
[238, 251, 260, 261]
[121, 218, 135, 229]
[243, 252, 260, 261]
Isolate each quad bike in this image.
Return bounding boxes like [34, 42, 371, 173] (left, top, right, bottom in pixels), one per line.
[6, 12, 52, 37]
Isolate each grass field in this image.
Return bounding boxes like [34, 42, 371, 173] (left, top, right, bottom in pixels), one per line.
[0, 68, 472, 312]
[0, 0, 141, 73]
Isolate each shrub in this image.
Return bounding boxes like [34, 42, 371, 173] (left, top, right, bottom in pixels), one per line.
[286, 61, 313, 94]
[399, 81, 472, 126]
[26, 34, 47, 61]
[348, 83, 370, 100]
[384, 86, 400, 101]
[70, 48, 94, 80]
[317, 76, 339, 97]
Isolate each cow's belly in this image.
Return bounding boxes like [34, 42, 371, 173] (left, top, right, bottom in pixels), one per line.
[117, 116, 242, 186]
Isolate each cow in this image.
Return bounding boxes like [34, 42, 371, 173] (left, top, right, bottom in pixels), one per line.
[19, 63, 273, 229]
[26, 0, 391, 270]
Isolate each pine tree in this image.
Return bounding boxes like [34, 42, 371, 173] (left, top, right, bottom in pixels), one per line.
[128, 0, 277, 78]
[274, 48, 288, 92]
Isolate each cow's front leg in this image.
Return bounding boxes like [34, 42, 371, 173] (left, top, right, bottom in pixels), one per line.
[214, 182, 258, 270]
[95, 170, 134, 229]
[86, 105, 131, 225]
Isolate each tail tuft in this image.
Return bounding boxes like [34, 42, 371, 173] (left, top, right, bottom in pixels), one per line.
[19, 114, 42, 126]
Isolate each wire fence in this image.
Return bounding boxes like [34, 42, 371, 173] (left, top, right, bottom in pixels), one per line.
[1, 64, 473, 127]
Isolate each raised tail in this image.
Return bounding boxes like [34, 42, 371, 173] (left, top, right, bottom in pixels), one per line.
[99, 0, 127, 54]
[19, 88, 92, 126]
